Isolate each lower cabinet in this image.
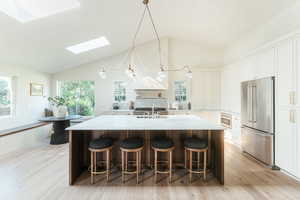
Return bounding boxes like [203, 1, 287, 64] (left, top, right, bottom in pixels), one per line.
[275, 107, 298, 177]
[296, 108, 300, 178]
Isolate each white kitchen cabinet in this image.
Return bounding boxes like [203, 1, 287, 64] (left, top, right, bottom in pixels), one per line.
[275, 37, 300, 179]
[275, 107, 297, 175]
[296, 108, 300, 178]
[255, 48, 275, 79]
[295, 37, 300, 106]
[276, 39, 295, 107]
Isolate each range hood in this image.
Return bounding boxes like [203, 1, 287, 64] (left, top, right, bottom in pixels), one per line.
[134, 77, 166, 91]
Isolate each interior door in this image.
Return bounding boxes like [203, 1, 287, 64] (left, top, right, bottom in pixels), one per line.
[252, 77, 274, 133]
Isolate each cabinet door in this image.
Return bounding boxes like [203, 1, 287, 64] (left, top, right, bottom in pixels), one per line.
[276, 40, 295, 107]
[295, 37, 300, 106]
[275, 107, 297, 174]
[296, 108, 300, 178]
[256, 48, 275, 79]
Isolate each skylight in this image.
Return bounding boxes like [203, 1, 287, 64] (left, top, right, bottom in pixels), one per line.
[0, 0, 80, 23]
[66, 37, 110, 54]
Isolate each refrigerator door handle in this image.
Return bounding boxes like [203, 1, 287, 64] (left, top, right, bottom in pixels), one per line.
[248, 84, 253, 122]
[252, 85, 257, 123]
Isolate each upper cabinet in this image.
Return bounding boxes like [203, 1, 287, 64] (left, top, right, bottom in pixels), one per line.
[255, 48, 275, 79]
[276, 39, 295, 107]
[295, 37, 300, 107]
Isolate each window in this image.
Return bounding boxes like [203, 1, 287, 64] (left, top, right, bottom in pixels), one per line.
[174, 81, 187, 102]
[114, 81, 126, 102]
[0, 76, 12, 117]
[57, 80, 95, 116]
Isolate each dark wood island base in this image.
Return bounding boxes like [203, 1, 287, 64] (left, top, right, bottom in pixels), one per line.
[69, 129, 224, 185]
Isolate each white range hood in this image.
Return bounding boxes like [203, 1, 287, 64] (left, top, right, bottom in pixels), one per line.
[134, 76, 166, 91]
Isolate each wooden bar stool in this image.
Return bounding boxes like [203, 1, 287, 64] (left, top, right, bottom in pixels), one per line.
[151, 137, 175, 183]
[120, 137, 144, 184]
[89, 137, 113, 184]
[184, 137, 208, 183]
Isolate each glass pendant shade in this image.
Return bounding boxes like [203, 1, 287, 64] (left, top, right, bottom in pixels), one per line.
[98, 69, 106, 79]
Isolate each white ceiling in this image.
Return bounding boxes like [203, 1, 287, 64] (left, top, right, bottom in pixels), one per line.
[0, 0, 297, 73]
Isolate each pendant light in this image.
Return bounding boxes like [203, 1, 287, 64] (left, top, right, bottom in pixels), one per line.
[98, 0, 192, 80]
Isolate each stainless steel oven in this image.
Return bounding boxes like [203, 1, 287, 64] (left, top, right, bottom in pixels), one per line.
[221, 113, 232, 129]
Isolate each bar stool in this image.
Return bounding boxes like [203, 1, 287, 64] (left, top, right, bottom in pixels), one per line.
[184, 137, 208, 183]
[120, 137, 144, 184]
[89, 137, 113, 184]
[151, 137, 175, 183]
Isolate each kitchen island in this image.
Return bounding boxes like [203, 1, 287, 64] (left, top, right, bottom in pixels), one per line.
[67, 115, 224, 185]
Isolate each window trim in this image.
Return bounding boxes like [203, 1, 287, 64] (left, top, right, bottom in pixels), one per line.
[0, 76, 13, 118]
[174, 80, 188, 102]
[113, 81, 126, 102]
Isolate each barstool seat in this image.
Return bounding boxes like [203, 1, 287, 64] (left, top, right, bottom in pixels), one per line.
[184, 137, 208, 149]
[120, 137, 144, 184]
[120, 137, 144, 149]
[152, 137, 174, 149]
[89, 137, 113, 184]
[184, 137, 208, 183]
[89, 138, 113, 149]
[151, 137, 174, 183]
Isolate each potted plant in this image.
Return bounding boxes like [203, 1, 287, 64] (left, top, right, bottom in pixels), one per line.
[48, 96, 69, 118]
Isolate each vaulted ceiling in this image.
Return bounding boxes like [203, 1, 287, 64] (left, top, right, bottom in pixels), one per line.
[0, 0, 297, 73]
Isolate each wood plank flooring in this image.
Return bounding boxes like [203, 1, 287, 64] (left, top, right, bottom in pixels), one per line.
[0, 142, 300, 200]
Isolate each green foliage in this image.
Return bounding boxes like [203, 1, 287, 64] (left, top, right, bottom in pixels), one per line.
[58, 81, 95, 116]
[0, 79, 10, 106]
[48, 96, 67, 107]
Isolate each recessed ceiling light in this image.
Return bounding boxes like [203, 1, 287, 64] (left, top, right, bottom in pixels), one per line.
[0, 0, 80, 23]
[66, 37, 110, 54]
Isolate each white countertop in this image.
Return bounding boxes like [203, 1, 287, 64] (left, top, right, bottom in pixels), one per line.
[66, 115, 224, 131]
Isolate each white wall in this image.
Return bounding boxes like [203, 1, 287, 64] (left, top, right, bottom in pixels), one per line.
[53, 38, 223, 114]
[221, 1, 300, 114]
[224, 1, 300, 64]
[0, 65, 52, 156]
[0, 65, 52, 131]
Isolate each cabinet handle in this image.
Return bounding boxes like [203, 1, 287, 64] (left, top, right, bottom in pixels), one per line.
[293, 91, 296, 105]
[290, 110, 294, 123]
[293, 110, 296, 123]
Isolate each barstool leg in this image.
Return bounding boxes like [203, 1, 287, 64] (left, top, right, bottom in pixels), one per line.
[154, 150, 157, 183]
[122, 151, 125, 183]
[91, 151, 94, 184]
[197, 152, 200, 171]
[189, 150, 192, 183]
[169, 150, 172, 184]
[139, 151, 142, 174]
[125, 152, 128, 172]
[184, 149, 187, 169]
[136, 151, 139, 184]
[106, 150, 110, 182]
[203, 151, 207, 181]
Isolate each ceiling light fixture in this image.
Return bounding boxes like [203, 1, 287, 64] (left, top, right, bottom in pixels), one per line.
[66, 36, 110, 54]
[98, 68, 107, 79]
[98, 0, 192, 80]
[0, 0, 80, 23]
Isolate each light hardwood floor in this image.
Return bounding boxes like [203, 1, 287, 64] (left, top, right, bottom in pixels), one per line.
[0, 142, 300, 200]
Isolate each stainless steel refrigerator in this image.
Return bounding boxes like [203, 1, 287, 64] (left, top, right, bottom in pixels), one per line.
[241, 76, 275, 166]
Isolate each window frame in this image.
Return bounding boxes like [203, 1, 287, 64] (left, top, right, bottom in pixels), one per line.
[0, 76, 12, 118]
[174, 80, 188, 103]
[113, 81, 127, 103]
[56, 80, 95, 116]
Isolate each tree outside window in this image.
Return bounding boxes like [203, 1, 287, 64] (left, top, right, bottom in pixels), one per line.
[0, 77, 11, 117]
[114, 81, 126, 102]
[174, 81, 187, 102]
[57, 80, 95, 116]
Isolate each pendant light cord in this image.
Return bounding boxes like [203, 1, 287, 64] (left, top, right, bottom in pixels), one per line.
[129, 1, 163, 69]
